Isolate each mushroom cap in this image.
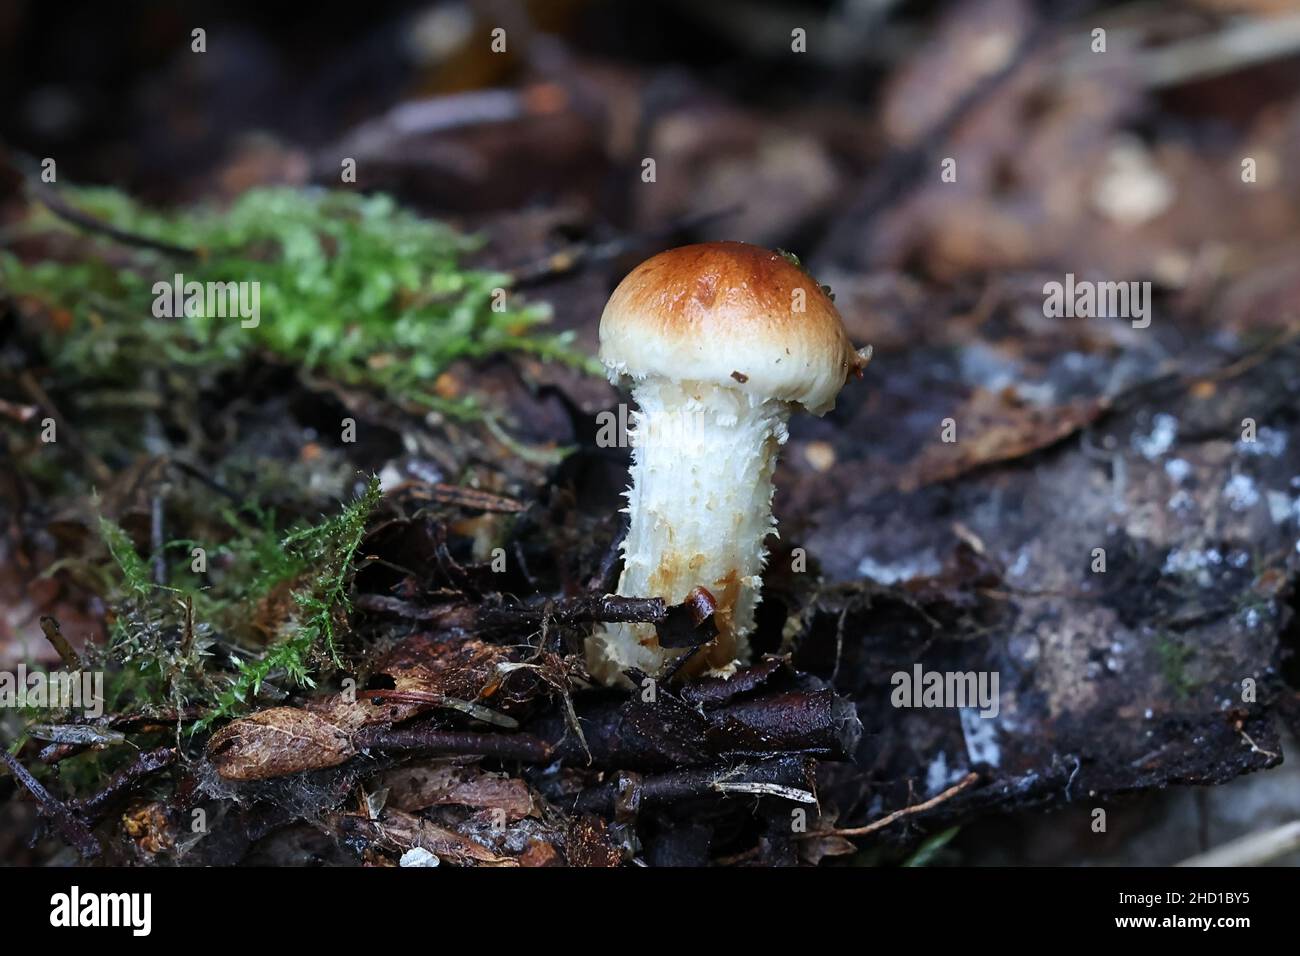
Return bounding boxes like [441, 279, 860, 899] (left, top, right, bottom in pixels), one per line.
[599, 242, 864, 415]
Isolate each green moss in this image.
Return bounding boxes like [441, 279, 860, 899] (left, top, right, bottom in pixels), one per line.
[5, 187, 589, 735]
[97, 517, 209, 715]
[1155, 633, 1194, 699]
[197, 475, 383, 729]
[88, 476, 383, 729]
[98, 517, 153, 602]
[3, 187, 592, 407]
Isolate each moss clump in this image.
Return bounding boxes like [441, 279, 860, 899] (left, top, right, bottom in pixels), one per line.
[91, 476, 383, 729]
[3, 187, 591, 416]
[199, 475, 382, 727]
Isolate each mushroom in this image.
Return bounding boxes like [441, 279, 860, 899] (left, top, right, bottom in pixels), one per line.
[587, 241, 868, 684]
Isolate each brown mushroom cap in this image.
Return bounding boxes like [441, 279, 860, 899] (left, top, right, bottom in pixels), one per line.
[599, 241, 863, 415]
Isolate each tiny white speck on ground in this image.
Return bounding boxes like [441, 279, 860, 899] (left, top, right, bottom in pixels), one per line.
[1224, 473, 1260, 511]
[960, 707, 1001, 768]
[1134, 413, 1178, 459]
[1238, 427, 1287, 458]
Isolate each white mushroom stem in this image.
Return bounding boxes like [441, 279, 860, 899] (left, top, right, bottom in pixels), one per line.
[589, 379, 792, 682]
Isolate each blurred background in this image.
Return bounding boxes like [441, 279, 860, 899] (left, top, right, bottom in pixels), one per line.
[3, 0, 1300, 866]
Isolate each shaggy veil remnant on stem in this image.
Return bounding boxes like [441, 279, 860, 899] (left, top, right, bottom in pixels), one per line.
[587, 242, 869, 684]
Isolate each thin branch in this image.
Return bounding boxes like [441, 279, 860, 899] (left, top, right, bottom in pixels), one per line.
[38, 615, 82, 671]
[386, 480, 527, 514]
[478, 594, 667, 629]
[573, 756, 815, 815]
[30, 182, 198, 258]
[354, 724, 553, 764]
[508, 204, 742, 288]
[69, 747, 178, 823]
[0, 748, 101, 858]
[806, 771, 980, 839]
[1137, 14, 1300, 90]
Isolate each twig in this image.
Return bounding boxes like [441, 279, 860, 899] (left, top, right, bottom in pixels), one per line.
[1189, 324, 1300, 388]
[0, 747, 101, 858]
[707, 689, 862, 757]
[38, 615, 82, 671]
[36, 708, 202, 764]
[1137, 13, 1300, 90]
[544, 684, 860, 769]
[806, 771, 980, 839]
[68, 746, 178, 823]
[478, 594, 668, 628]
[387, 480, 527, 513]
[354, 724, 553, 764]
[508, 204, 742, 288]
[572, 755, 816, 814]
[167, 458, 247, 503]
[678, 656, 786, 708]
[29, 182, 198, 258]
[360, 689, 519, 729]
[1177, 820, 1300, 867]
[321, 86, 552, 175]
[1239, 729, 1279, 761]
[27, 724, 125, 748]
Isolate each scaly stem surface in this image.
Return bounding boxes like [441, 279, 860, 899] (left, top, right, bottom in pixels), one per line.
[587, 381, 790, 683]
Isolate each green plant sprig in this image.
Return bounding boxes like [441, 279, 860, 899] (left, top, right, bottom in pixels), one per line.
[197, 475, 382, 729]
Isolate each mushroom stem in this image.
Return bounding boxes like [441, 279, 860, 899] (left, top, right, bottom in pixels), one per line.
[589, 380, 791, 683]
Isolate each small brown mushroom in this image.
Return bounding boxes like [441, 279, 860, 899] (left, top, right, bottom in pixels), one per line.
[588, 242, 868, 684]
